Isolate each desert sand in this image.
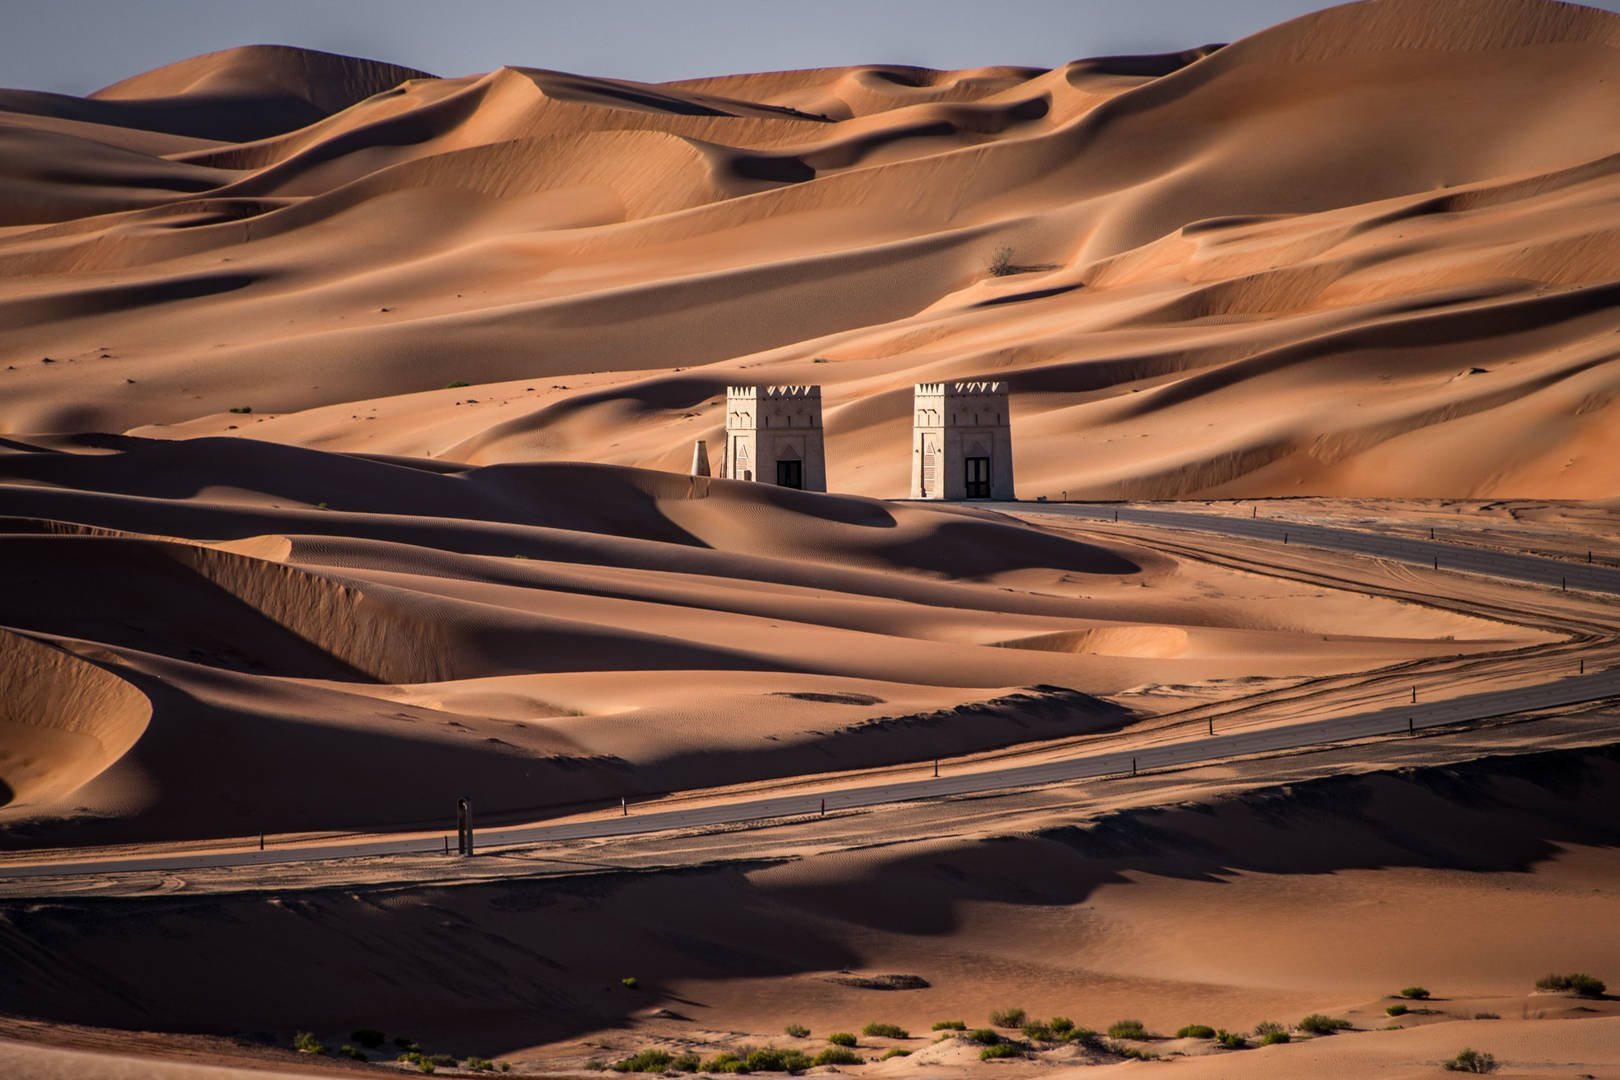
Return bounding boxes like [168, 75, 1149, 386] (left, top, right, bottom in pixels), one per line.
[2, 0, 1619, 1076]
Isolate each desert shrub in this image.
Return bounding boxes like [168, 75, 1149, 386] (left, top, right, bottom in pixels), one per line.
[292, 1031, 325, 1055]
[1067, 1028, 1103, 1051]
[1473, 1012, 1500, 1020]
[827, 1032, 857, 1047]
[742, 1047, 813, 1073]
[338, 1045, 367, 1061]
[395, 1037, 420, 1051]
[672, 1054, 700, 1072]
[1113, 1044, 1159, 1061]
[428, 1054, 455, 1067]
[979, 1041, 1025, 1060]
[1400, 986, 1431, 1000]
[612, 1049, 672, 1073]
[1176, 1024, 1215, 1039]
[398, 1052, 436, 1075]
[1048, 1017, 1075, 1037]
[784, 1024, 809, 1038]
[1107, 1019, 1149, 1040]
[446, 381, 470, 389]
[989, 1007, 1026, 1029]
[1387, 1004, 1409, 1016]
[813, 1047, 861, 1067]
[1299, 1014, 1352, 1036]
[351, 1029, 385, 1049]
[987, 246, 1018, 277]
[1259, 1031, 1290, 1046]
[1215, 1030, 1248, 1050]
[465, 1058, 496, 1073]
[1253, 1021, 1285, 1038]
[862, 1022, 908, 1039]
[229, 406, 253, 414]
[880, 1048, 910, 1060]
[1442, 1047, 1498, 1073]
[700, 1052, 746, 1073]
[932, 1020, 966, 1031]
[621, 976, 639, 990]
[1020, 1021, 1052, 1042]
[1535, 973, 1605, 997]
[964, 1029, 1003, 1046]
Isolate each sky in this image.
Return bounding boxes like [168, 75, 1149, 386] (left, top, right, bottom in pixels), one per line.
[12, 0, 1617, 97]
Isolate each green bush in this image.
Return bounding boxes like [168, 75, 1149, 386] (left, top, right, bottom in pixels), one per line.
[465, 1059, 496, 1073]
[1049, 1017, 1075, 1037]
[861, 1022, 908, 1039]
[1020, 1022, 1052, 1042]
[699, 1052, 746, 1073]
[612, 1049, 672, 1073]
[1442, 1047, 1498, 1073]
[672, 1054, 700, 1072]
[292, 1031, 325, 1055]
[429, 1054, 455, 1067]
[979, 1041, 1025, 1060]
[1176, 1024, 1215, 1039]
[964, 1029, 1003, 1046]
[1259, 1031, 1290, 1046]
[1254, 1021, 1285, 1038]
[1387, 1004, 1409, 1016]
[397, 1052, 436, 1075]
[395, 1037, 420, 1052]
[1474, 1012, 1500, 1020]
[1067, 1028, 1103, 1051]
[621, 976, 640, 990]
[784, 1024, 809, 1038]
[1106, 1019, 1149, 1040]
[1113, 1044, 1159, 1061]
[827, 1032, 856, 1047]
[1400, 986, 1431, 1000]
[813, 1047, 861, 1066]
[879, 1048, 910, 1060]
[1535, 973, 1606, 998]
[447, 381, 470, 389]
[1299, 1014, 1352, 1036]
[932, 1020, 966, 1031]
[338, 1045, 367, 1061]
[742, 1047, 813, 1073]
[350, 1029, 385, 1049]
[229, 406, 253, 414]
[1215, 1030, 1248, 1050]
[989, 1007, 1026, 1029]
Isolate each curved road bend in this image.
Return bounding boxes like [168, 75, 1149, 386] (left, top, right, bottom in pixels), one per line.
[994, 502, 1620, 597]
[6, 666, 1620, 881]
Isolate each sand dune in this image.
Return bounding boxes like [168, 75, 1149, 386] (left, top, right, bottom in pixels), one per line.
[0, 0, 1612, 495]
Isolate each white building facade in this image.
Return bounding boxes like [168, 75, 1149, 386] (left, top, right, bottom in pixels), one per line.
[722, 385, 827, 492]
[910, 380, 1014, 500]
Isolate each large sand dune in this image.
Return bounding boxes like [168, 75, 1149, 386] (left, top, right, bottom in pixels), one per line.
[0, 0, 1617, 497]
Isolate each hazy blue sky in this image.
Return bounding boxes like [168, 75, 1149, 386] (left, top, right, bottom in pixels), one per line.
[14, 0, 1617, 96]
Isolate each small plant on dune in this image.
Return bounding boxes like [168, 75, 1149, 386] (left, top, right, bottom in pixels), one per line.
[1473, 1012, 1500, 1020]
[700, 1052, 746, 1073]
[1175, 1024, 1216, 1039]
[1400, 986, 1431, 1000]
[620, 976, 639, 990]
[880, 1048, 910, 1060]
[814, 1047, 861, 1066]
[292, 1031, 325, 1055]
[351, 1029, 385, 1049]
[827, 1032, 857, 1047]
[397, 1051, 436, 1075]
[1535, 972, 1606, 998]
[1048, 1017, 1075, 1037]
[612, 1049, 672, 1073]
[1443, 1047, 1498, 1073]
[1112, 1044, 1160, 1061]
[1106, 1019, 1150, 1040]
[742, 1046, 813, 1073]
[446, 381, 470, 389]
[989, 1007, 1026, 1029]
[338, 1044, 367, 1061]
[1067, 1027, 1104, 1051]
[395, 1037, 421, 1052]
[1215, 1029, 1248, 1050]
[1254, 1021, 1289, 1045]
[1387, 1004, 1409, 1016]
[465, 1058, 497, 1073]
[1020, 1021, 1053, 1042]
[987, 246, 1018, 278]
[1298, 1014, 1352, 1036]
[979, 1041, 1026, 1061]
[229, 406, 253, 414]
[963, 1028, 1003, 1046]
[428, 1053, 456, 1067]
[861, 1022, 908, 1039]
[784, 1023, 809, 1038]
[932, 1020, 966, 1031]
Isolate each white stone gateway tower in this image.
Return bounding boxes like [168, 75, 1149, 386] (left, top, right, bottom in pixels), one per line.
[722, 385, 827, 492]
[911, 380, 1014, 500]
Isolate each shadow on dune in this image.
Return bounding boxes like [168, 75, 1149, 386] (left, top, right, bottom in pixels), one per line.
[0, 745, 1613, 1052]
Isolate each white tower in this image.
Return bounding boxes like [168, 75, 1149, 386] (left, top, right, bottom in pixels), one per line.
[722, 385, 827, 492]
[911, 381, 1014, 500]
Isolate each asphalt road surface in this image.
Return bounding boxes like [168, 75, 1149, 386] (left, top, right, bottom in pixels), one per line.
[997, 502, 1620, 596]
[4, 504, 1617, 881]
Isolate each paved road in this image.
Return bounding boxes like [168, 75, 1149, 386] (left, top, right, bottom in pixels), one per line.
[994, 502, 1620, 596]
[6, 666, 1619, 881]
[5, 504, 1619, 882]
